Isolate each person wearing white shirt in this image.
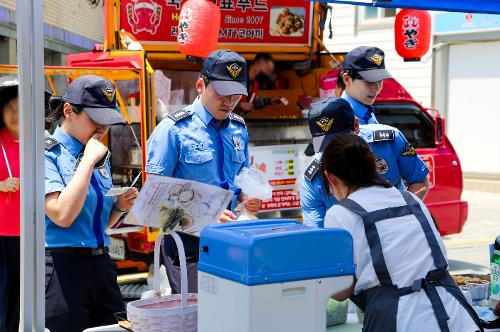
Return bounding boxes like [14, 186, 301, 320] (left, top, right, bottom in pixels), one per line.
[322, 133, 481, 332]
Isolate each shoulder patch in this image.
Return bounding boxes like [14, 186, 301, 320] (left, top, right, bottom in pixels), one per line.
[401, 143, 417, 157]
[45, 137, 59, 150]
[373, 130, 395, 142]
[230, 113, 246, 126]
[168, 109, 192, 123]
[304, 159, 321, 182]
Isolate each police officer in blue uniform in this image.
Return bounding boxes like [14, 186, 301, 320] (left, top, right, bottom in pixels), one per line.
[301, 97, 430, 227]
[146, 50, 262, 294]
[341, 46, 393, 125]
[44, 75, 139, 332]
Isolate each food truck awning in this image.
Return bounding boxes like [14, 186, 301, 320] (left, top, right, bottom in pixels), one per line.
[316, 0, 500, 15]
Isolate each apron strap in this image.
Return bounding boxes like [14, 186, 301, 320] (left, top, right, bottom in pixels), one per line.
[399, 269, 484, 332]
[442, 280, 484, 332]
[338, 198, 394, 286]
[397, 269, 450, 332]
[423, 282, 451, 332]
[400, 191, 448, 270]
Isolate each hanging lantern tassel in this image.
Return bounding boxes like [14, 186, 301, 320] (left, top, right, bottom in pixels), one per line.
[395, 9, 431, 62]
[177, 0, 221, 60]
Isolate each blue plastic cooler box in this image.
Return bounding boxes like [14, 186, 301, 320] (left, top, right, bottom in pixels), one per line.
[197, 219, 355, 332]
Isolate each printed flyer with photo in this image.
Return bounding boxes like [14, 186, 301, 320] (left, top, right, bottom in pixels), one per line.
[127, 175, 233, 236]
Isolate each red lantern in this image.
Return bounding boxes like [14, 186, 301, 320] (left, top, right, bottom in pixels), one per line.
[395, 9, 431, 62]
[177, 0, 221, 59]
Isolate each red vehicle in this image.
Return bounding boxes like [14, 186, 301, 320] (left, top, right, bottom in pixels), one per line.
[374, 78, 467, 236]
[61, 0, 467, 268]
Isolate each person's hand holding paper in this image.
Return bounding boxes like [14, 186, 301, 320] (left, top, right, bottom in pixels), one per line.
[234, 168, 272, 221]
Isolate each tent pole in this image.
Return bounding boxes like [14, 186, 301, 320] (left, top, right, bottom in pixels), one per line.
[17, 0, 46, 330]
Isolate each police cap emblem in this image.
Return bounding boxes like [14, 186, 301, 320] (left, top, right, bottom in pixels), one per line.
[316, 117, 334, 133]
[102, 86, 116, 102]
[226, 63, 243, 79]
[370, 53, 383, 66]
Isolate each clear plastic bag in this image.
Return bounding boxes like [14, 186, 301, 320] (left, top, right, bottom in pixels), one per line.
[234, 167, 273, 221]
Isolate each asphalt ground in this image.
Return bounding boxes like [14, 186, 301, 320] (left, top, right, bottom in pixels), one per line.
[444, 190, 500, 275]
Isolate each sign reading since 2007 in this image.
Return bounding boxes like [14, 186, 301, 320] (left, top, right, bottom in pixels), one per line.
[120, 0, 312, 47]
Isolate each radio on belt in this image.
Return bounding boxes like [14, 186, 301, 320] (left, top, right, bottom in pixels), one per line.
[198, 219, 355, 332]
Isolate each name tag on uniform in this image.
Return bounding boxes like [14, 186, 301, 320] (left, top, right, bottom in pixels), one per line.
[374, 130, 395, 142]
[305, 159, 321, 181]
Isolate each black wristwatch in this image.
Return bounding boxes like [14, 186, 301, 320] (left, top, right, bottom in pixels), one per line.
[112, 202, 128, 214]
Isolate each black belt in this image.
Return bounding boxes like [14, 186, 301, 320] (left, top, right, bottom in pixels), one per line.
[46, 247, 109, 256]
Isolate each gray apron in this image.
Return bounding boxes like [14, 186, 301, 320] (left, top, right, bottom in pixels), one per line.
[338, 190, 483, 332]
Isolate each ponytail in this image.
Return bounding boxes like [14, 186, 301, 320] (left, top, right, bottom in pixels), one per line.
[45, 95, 64, 129]
[45, 96, 81, 129]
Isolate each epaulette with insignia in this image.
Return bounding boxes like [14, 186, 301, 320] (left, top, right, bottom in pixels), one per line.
[168, 109, 192, 122]
[373, 130, 395, 142]
[45, 137, 59, 150]
[304, 159, 321, 181]
[229, 113, 246, 126]
[401, 143, 417, 157]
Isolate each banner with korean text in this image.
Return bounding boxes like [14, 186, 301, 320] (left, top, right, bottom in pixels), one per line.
[120, 0, 313, 47]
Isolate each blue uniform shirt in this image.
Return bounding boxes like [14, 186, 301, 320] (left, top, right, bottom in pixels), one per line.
[45, 126, 114, 248]
[301, 124, 429, 227]
[342, 93, 378, 125]
[146, 98, 249, 209]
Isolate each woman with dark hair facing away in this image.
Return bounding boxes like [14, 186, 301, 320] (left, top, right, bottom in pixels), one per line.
[44, 75, 138, 332]
[323, 133, 482, 332]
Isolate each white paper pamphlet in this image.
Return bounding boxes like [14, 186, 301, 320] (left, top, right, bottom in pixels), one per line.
[126, 174, 233, 236]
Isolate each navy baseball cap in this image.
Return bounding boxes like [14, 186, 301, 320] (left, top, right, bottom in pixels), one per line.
[343, 46, 392, 83]
[63, 75, 125, 125]
[202, 50, 248, 97]
[308, 97, 355, 153]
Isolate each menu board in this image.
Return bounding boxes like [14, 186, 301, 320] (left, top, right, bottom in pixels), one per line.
[119, 0, 312, 47]
[249, 144, 310, 211]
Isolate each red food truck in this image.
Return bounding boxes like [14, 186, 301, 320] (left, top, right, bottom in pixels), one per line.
[57, 0, 467, 268]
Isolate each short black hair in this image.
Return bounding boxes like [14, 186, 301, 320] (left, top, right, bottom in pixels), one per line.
[346, 70, 363, 81]
[200, 74, 210, 87]
[0, 86, 18, 129]
[254, 53, 273, 63]
[321, 133, 391, 194]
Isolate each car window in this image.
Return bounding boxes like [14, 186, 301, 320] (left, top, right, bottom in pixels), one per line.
[374, 103, 436, 149]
